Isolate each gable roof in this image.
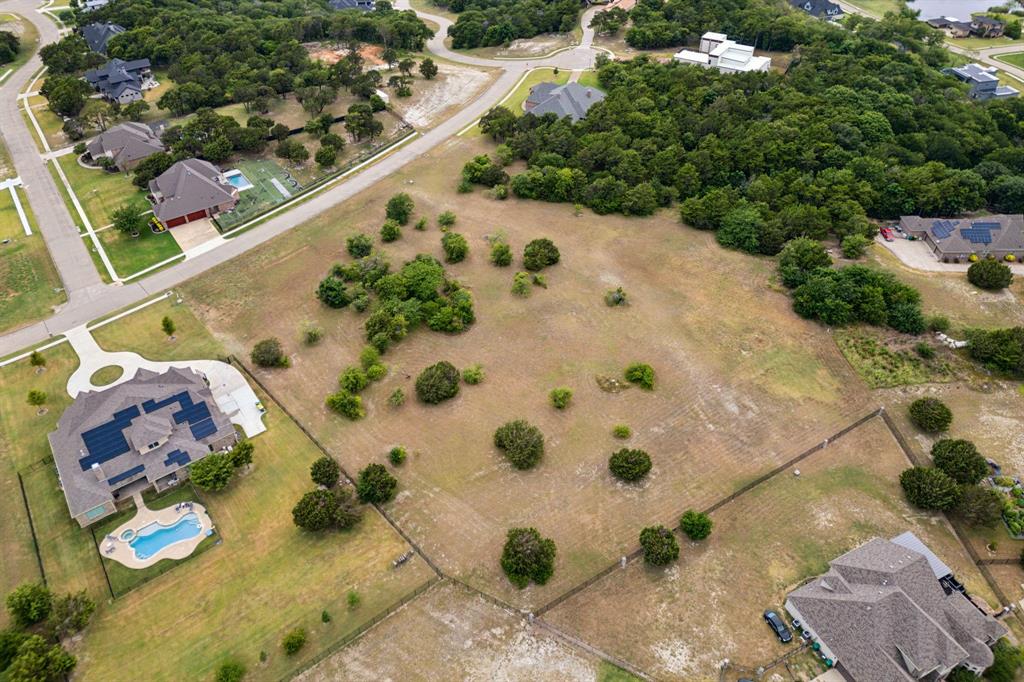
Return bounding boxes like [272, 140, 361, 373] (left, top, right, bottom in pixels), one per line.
[525, 82, 605, 122]
[790, 0, 843, 18]
[85, 122, 165, 167]
[81, 22, 125, 54]
[329, 0, 375, 10]
[972, 14, 1006, 27]
[148, 158, 236, 222]
[788, 536, 1007, 682]
[84, 58, 150, 98]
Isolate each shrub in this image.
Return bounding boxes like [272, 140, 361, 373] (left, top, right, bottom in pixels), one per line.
[317, 276, 351, 308]
[4, 635, 75, 681]
[380, 219, 402, 242]
[908, 397, 952, 432]
[45, 591, 95, 640]
[302, 322, 324, 345]
[457, 178, 472, 193]
[899, 467, 962, 510]
[385, 193, 414, 225]
[251, 338, 288, 367]
[292, 487, 361, 531]
[985, 640, 1024, 682]
[612, 424, 631, 439]
[549, 388, 572, 410]
[500, 527, 556, 588]
[957, 484, 1003, 527]
[0, 629, 29, 672]
[388, 446, 407, 466]
[282, 628, 307, 655]
[438, 210, 456, 228]
[310, 456, 341, 488]
[532, 273, 547, 289]
[228, 440, 254, 468]
[778, 237, 831, 289]
[511, 272, 531, 297]
[680, 510, 713, 540]
[624, 363, 655, 390]
[494, 420, 544, 469]
[415, 361, 461, 404]
[356, 463, 398, 503]
[840, 233, 871, 259]
[967, 259, 1012, 290]
[926, 314, 950, 333]
[604, 287, 628, 306]
[388, 388, 406, 407]
[365, 364, 387, 381]
[608, 448, 651, 482]
[359, 345, 381, 369]
[73, 142, 87, 155]
[346, 233, 374, 258]
[490, 241, 512, 266]
[29, 351, 45, 368]
[321, 610, 331, 623]
[441, 232, 468, 263]
[931, 439, 987, 484]
[347, 589, 360, 609]
[914, 342, 935, 359]
[523, 238, 560, 271]
[414, 217, 427, 231]
[462, 364, 484, 384]
[339, 366, 369, 393]
[639, 526, 679, 566]
[26, 390, 46, 407]
[966, 327, 1024, 376]
[215, 660, 246, 682]
[325, 390, 365, 420]
[189, 452, 235, 491]
[5, 583, 52, 627]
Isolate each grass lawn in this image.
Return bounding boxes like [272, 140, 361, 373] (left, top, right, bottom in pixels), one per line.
[450, 32, 578, 60]
[0, 187, 66, 333]
[88, 365, 123, 385]
[216, 159, 299, 231]
[0, 133, 13, 181]
[91, 295, 223, 361]
[506, 67, 571, 113]
[576, 70, 601, 89]
[96, 223, 183, 279]
[843, 0, 900, 18]
[55, 153, 149, 229]
[0, 13, 40, 75]
[24, 94, 69, 152]
[834, 327, 956, 388]
[996, 51, 1024, 69]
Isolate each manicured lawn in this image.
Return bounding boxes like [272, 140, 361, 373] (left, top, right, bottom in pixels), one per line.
[97, 224, 183, 279]
[0, 187, 66, 333]
[56, 153, 149, 229]
[24, 94, 69, 152]
[843, 0, 900, 18]
[997, 51, 1024, 69]
[576, 70, 601, 89]
[216, 159, 299, 230]
[91, 296, 223, 361]
[505, 67, 570, 113]
[0, 13, 40, 76]
[88, 365, 123, 385]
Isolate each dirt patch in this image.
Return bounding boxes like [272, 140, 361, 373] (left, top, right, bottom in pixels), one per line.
[305, 42, 386, 66]
[391, 63, 495, 129]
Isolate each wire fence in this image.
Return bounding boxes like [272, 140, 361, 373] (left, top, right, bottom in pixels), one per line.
[15, 469, 46, 587]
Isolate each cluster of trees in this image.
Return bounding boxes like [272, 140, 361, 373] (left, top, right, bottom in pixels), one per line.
[623, 0, 811, 50]
[437, 0, 581, 49]
[326, 346, 388, 420]
[292, 456, 363, 531]
[476, 9, 1024, 256]
[2, 583, 95, 682]
[0, 31, 19, 66]
[900, 438, 1003, 528]
[966, 326, 1024, 377]
[189, 439, 254, 492]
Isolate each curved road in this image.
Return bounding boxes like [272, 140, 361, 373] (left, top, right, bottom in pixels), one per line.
[0, 0, 601, 357]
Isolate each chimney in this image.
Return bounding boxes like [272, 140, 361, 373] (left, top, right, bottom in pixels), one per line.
[91, 462, 105, 481]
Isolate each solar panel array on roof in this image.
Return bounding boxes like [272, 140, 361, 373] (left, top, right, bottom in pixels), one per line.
[931, 220, 955, 239]
[961, 227, 993, 244]
[971, 221, 1002, 231]
[142, 391, 188, 414]
[189, 418, 217, 440]
[107, 463, 145, 486]
[163, 449, 191, 467]
[173, 399, 210, 425]
[79, 405, 140, 470]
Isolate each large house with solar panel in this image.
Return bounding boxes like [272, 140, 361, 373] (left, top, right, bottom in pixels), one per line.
[49, 367, 238, 527]
[899, 214, 1024, 262]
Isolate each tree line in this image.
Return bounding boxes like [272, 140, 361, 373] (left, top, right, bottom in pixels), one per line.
[435, 0, 581, 49]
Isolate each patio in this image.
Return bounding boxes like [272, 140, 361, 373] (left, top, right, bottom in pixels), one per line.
[100, 493, 214, 569]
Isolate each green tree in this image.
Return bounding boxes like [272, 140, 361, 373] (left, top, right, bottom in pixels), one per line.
[841, 233, 871, 259]
[494, 420, 544, 469]
[608, 448, 651, 482]
[511, 272, 531, 297]
[549, 388, 573, 410]
[680, 510, 713, 540]
[45, 591, 95, 641]
[490, 241, 512, 266]
[388, 446, 407, 466]
[523, 238, 560, 271]
[441, 232, 469, 263]
[899, 467, 962, 511]
[624, 363, 655, 390]
[967, 259, 1013, 291]
[356, 463, 398, 503]
[957, 485, 1003, 527]
[380, 219, 402, 242]
[984, 640, 1023, 682]
[161, 316, 176, 337]
[325, 390, 365, 420]
[317, 276, 350, 308]
[228, 440, 254, 468]
[26, 390, 47, 407]
[639, 526, 679, 566]
[347, 233, 374, 258]
[385, 193, 414, 225]
[282, 628, 306, 655]
[310, 456, 341, 488]
[415, 361, 460, 404]
[419, 57, 438, 80]
[215, 660, 246, 682]
[29, 351, 45, 368]
[5, 583, 52, 627]
[292, 488, 361, 531]
[500, 527, 556, 588]
[5, 635, 75, 682]
[0, 629, 29, 672]
[189, 453, 234, 492]
[778, 238, 831, 289]
[315, 145, 337, 169]
[931, 439, 987, 485]
[112, 204, 145, 234]
[908, 398, 952, 433]
[250, 338, 288, 367]
[339, 366, 369, 393]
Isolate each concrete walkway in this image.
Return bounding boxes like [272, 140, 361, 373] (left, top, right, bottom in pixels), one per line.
[100, 497, 213, 569]
[0, 177, 31, 235]
[64, 325, 267, 438]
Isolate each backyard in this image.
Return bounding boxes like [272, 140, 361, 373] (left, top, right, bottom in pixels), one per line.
[182, 133, 873, 611]
[0, 186, 65, 332]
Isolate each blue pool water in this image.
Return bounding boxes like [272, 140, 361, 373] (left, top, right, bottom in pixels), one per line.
[225, 172, 253, 190]
[129, 512, 201, 560]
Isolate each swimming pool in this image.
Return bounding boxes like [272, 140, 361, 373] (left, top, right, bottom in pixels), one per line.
[129, 512, 202, 560]
[224, 169, 254, 191]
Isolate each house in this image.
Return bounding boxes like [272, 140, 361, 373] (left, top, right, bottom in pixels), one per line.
[926, 17, 972, 39]
[148, 158, 239, 228]
[971, 14, 1006, 38]
[790, 0, 843, 20]
[899, 214, 1024, 262]
[786, 533, 1007, 681]
[84, 58, 155, 104]
[48, 367, 238, 526]
[82, 0, 110, 11]
[524, 82, 606, 122]
[329, 0, 375, 10]
[85, 122, 165, 172]
[81, 22, 125, 55]
[674, 32, 771, 74]
[943, 63, 1020, 101]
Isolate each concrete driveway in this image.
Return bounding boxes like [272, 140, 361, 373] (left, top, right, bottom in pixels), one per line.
[64, 325, 267, 439]
[169, 219, 220, 253]
[876, 236, 1024, 274]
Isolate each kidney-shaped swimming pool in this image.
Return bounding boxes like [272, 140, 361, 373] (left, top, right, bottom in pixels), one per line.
[129, 512, 203, 560]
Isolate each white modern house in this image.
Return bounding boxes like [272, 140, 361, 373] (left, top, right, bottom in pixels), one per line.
[675, 32, 771, 74]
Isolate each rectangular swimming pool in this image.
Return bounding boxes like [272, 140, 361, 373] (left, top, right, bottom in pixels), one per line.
[224, 170, 254, 191]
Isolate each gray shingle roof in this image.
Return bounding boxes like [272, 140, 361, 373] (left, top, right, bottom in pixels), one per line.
[81, 22, 125, 54]
[48, 367, 235, 519]
[329, 0, 375, 10]
[787, 536, 1006, 681]
[900, 214, 1024, 255]
[524, 82, 606, 122]
[148, 158, 236, 223]
[84, 58, 150, 99]
[85, 122, 165, 168]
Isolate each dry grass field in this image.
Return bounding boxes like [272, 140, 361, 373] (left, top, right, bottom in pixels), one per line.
[543, 417, 1002, 680]
[182, 134, 873, 611]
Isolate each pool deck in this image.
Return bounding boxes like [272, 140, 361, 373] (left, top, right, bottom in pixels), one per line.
[100, 493, 214, 569]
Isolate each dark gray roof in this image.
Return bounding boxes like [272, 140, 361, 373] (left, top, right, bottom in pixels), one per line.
[81, 22, 125, 54]
[787, 537, 1006, 681]
[329, 0, 375, 10]
[149, 158, 236, 222]
[524, 82, 606, 122]
[972, 14, 1006, 27]
[48, 367, 235, 519]
[900, 214, 1024, 254]
[790, 0, 843, 18]
[84, 58, 150, 98]
[85, 122, 165, 167]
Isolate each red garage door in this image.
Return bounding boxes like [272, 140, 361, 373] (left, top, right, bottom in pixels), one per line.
[186, 210, 208, 222]
[166, 216, 187, 228]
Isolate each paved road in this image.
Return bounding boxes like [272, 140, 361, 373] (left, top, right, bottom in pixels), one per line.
[0, 0, 105, 306]
[0, 0, 601, 357]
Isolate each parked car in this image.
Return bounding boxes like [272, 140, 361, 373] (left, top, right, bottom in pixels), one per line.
[763, 610, 793, 643]
[880, 227, 895, 242]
